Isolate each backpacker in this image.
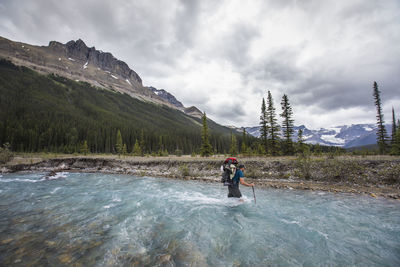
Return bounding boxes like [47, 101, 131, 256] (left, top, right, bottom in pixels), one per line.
[221, 157, 238, 186]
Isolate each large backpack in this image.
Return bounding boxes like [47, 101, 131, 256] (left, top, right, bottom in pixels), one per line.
[221, 157, 238, 186]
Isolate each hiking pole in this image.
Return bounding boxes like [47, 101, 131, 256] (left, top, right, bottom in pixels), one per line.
[252, 186, 256, 204]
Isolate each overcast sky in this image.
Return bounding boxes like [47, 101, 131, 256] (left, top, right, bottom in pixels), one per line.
[1, 0, 399, 129]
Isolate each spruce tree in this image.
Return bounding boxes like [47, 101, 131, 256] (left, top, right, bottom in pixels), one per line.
[280, 94, 295, 155]
[373, 81, 388, 154]
[133, 139, 142, 156]
[158, 136, 164, 156]
[81, 140, 89, 155]
[200, 112, 213, 157]
[116, 129, 123, 157]
[267, 91, 280, 155]
[390, 125, 400, 155]
[241, 128, 248, 155]
[139, 129, 145, 156]
[297, 128, 306, 154]
[122, 144, 127, 155]
[229, 131, 238, 156]
[259, 98, 268, 154]
[391, 107, 397, 145]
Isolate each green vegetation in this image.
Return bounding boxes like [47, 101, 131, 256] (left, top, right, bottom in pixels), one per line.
[373, 81, 389, 153]
[0, 143, 13, 164]
[229, 131, 238, 156]
[280, 94, 294, 155]
[178, 164, 191, 177]
[116, 130, 124, 157]
[132, 139, 142, 156]
[240, 129, 248, 155]
[266, 91, 280, 155]
[200, 112, 213, 157]
[81, 140, 89, 155]
[0, 59, 245, 155]
[259, 97, 268, 154]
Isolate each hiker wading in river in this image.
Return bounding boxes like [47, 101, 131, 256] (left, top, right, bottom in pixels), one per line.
[228, 164, 254, 199]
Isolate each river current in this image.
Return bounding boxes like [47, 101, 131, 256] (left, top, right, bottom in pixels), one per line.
[0, 172, 399, 266]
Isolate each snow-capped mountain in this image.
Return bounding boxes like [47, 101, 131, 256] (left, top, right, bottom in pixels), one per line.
[245, 124, 390, 148]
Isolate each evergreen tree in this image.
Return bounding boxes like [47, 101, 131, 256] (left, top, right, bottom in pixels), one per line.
[390, 128, 400, 155]
[200, 112, 213, 157]
[280, 94, 295, 155]
[257, 143, 266, 155]
[267, 91, 280, 155]
[391, 107, 397, 145]
[241, 128, 248, 155]
[229, 131, 238, 156]
[259, 98, 269, 154]
[297, 128, 306, 154]
[139, 129, 145, 156]
[116, 130, 123, 157]
[373, 81, 388, 154]
[158, 136, 164, 156]
[133, 139, 142, 156]
[122, 144, 127, 155]
[81, 140, 89, 155]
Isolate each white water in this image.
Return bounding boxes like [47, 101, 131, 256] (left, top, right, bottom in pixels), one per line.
[0, 172, 399, 266]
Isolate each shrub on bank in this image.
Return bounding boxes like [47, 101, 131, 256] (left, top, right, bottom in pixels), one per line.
[0, 143, 13, 164]
[178, 164, 191, 177]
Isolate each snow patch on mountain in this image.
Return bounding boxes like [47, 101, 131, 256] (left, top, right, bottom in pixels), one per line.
[321, 134, 345, 145]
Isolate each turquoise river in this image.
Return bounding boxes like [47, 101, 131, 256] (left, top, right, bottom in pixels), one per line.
[0, 172, 399, 266]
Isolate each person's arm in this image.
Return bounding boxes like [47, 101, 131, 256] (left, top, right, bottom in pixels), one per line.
[240, 177, 254, 187]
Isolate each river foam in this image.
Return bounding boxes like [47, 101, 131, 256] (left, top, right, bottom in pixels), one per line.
[0, 172, 399, 266]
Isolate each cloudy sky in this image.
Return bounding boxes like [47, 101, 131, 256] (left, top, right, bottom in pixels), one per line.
[1, 0, 399, 129]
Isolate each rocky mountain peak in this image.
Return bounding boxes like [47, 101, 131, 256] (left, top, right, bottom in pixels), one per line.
[65, 39, 90, 61]
[148, 86, 184, 109]
[48, 38, 142, 84]
[184, 106, 203, 119]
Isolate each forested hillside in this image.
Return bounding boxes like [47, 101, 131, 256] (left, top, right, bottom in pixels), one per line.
[0, 59, 237, 154]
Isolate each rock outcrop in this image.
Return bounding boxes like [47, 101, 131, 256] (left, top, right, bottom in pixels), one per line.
[148, 86, 184, 109]
[0, 36, 157, 104]
[184, 106, 203, 118]
[63, 39, 142, 84]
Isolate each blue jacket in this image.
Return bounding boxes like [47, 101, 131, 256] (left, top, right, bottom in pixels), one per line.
[232, 169, 244, 188]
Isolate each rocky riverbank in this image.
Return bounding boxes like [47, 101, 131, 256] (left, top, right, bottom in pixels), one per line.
[2, 156, 400, 199]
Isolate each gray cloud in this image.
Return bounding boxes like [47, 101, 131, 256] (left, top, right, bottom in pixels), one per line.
[219, 22, 260, 67]
[0, 0, 399, 128]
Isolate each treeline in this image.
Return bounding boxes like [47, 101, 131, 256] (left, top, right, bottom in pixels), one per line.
[200, 104, 343, 157]
[0, 59, 248, 155]
[255, 90, 329, 156]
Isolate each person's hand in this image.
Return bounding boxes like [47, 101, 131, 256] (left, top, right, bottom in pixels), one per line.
[249, 183, 255, 187]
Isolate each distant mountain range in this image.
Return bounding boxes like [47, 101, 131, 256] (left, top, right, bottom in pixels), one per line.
[245, 124, 392, 148]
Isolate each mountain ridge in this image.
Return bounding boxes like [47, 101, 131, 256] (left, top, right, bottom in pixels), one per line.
[244, 124, 390, 148]
[0, 36, 202, 117]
